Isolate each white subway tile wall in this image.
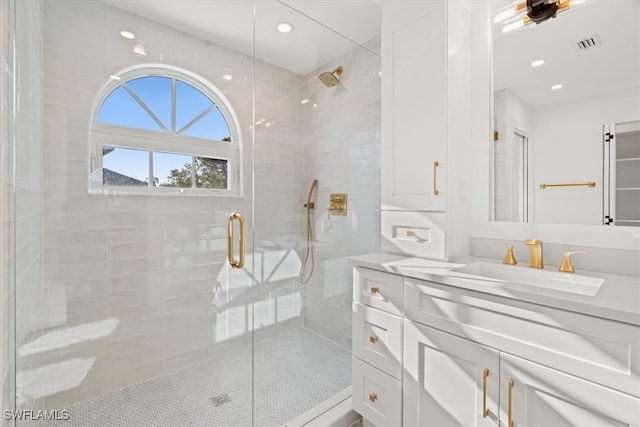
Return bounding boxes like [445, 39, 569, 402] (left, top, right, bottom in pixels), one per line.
[301, 37, 382, 349]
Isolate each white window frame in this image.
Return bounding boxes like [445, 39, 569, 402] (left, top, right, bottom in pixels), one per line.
[89, 64, 243, 197]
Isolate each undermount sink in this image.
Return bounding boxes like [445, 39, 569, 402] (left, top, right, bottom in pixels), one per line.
[450, 261, 605, 296]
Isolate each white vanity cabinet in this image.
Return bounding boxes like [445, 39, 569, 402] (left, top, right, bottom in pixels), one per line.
[351, 263, 640, 426]
[402, 277, 640, 427]
[404, 321, 500, 427]
[352, 267, 404, 426]
[501, 353, 640, 427]
[380, 0, 474, 260]
[404, 321, 640, 427]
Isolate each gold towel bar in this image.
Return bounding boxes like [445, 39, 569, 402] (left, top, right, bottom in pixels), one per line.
[539, 182, 595, 189]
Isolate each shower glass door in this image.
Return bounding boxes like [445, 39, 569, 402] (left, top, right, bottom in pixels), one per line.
[13, 0, 258, 425]
[10, 0, 380, 425]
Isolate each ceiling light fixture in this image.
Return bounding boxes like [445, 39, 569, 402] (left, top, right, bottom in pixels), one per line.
[531, 59, 545, 67]
[109, 75, 121, 81]
[494, 0, 586, 34]
[277, 22, 294, 33]
[120, 30, 135, 40]
[551, 84, 563, 90]
[222, 74, 232, 81]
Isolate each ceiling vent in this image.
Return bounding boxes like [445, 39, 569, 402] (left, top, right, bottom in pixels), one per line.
[573, 34, 602, 51]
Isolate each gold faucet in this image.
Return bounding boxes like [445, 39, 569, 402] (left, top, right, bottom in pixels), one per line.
[559, 250, 588, 273]
[502, 245, 517, 265]
[524, 239, 543, 268]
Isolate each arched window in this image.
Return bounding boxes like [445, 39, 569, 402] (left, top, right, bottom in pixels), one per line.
[89, 65, 242, 195]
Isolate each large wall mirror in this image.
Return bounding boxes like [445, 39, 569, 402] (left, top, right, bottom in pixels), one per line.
[491, 0, 639, 227]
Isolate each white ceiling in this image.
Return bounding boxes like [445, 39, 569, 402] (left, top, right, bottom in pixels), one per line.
[493, 0, 640, 107]
[101, 0, 382, 75]
[101, 0, 637, 107]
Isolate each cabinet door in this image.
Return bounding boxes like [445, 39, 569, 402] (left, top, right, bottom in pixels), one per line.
[501, 353, 640, 427]
[381, 1, 447, 211]
[404, 320, 500, 427]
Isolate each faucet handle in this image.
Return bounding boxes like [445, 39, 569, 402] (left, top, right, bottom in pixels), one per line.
[502, 245, 517, 265]
[559, 250, 588, 273]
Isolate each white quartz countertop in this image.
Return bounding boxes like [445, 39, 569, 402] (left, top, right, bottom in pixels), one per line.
[349, 252, 640, 326]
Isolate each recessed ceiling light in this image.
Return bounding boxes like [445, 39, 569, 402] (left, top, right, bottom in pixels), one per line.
[109, 75, 121, 81]
[222, 74, 232, 81]
[300, 98, 310, 105]
[277, 22, 294, 33]
[120, 30, 135, 40]
[551, 84, 563, 90]
[531, 59, 545, 67]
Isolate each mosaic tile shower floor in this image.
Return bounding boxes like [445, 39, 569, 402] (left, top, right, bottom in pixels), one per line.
[44, 328, 351, 427]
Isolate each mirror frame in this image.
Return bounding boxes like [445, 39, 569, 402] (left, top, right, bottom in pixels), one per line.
[468, 1, 640, 251]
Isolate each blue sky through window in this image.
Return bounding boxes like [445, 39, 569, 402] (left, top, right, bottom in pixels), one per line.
[97, 75, 233, 186]
[98, 86, 162, 131]
[127, 76, 172, 130]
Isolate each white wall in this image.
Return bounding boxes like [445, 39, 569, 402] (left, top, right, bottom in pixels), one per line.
[1, 0, 44, 422]
[531, 87, 638, 225]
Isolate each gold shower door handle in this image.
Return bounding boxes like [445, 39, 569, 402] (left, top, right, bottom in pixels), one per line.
[433, 161, 439, 196]
[227, 212, 245, 269]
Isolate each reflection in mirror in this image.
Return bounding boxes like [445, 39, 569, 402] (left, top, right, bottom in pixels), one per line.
[491, 0, 639, 226]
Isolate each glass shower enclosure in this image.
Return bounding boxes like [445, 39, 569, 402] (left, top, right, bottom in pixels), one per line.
[6, 0, 381, 425]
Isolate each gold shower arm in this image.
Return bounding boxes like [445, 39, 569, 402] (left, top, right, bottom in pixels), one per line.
[539, 181, 595, 189]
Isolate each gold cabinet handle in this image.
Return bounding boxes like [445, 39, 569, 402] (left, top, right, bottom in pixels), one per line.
[433, 161, 440, 196]
[369, 392, 378, 402]
[369, 335, 378, 343]
[482, 368, 489, 417]
[227, 212, 245, 269]
[508, 379, 515, 427]
[370, 286, 379, 294]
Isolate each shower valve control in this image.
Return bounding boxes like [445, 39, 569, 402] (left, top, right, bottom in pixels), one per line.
[327, 193, 347, 218]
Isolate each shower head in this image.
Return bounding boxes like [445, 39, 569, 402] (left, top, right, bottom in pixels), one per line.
[318, 66, 343, 87]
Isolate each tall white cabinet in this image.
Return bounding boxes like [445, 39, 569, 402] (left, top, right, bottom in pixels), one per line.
[381, 0, 447, 213]
[380, 0, 484, 260]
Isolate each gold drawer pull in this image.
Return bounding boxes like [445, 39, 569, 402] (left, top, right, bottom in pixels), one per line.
[482, 368, 489, 417]
[369, 335, 378, 343]
[508, 379, 515, 427]
[369, 392, 378, 402]
[433, 161, 440, 196]
[370, 286, 379, 294]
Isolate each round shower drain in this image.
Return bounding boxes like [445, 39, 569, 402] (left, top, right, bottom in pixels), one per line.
[211, 393, 231, 407]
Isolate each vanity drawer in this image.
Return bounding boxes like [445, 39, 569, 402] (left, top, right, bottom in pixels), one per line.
[352, 356, 402, 427]
[405, 278, 640, 397]
[354, 267, 404, 316]
[353, 302, 403, 380]
[381, 211, 446, 260]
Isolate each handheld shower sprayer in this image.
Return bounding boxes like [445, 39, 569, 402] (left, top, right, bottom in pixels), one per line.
[300, 179, 318, 284]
